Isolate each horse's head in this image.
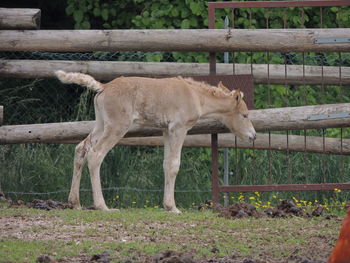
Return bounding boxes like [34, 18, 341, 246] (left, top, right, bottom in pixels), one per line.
[219, 83, 256, 142]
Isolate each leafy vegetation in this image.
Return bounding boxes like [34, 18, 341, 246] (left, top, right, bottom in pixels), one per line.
[65, 0, 350, 30]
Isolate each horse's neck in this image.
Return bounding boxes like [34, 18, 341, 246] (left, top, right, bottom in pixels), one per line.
[198, 91, 232, 118]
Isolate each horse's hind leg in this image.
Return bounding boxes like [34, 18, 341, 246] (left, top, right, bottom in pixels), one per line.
[86, 123, 130, 211]
[68, 138, 89, 209]
[69, 94, 103, 209]
[68, 129, 102, 209]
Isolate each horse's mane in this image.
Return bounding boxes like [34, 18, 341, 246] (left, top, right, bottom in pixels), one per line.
[179, 77, 232, 98]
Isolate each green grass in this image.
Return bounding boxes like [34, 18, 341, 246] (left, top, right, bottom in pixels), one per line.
[0, 207, 344, 263]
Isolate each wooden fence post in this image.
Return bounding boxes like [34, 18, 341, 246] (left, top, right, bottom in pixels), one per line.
[0, 8, 41, 29]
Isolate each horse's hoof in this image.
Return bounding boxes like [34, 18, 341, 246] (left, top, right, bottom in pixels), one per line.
[96, 206, 119, 212]
[107, 208, 120, 212]
[169, 208, 182, 214]
[69, 203, 82, 210]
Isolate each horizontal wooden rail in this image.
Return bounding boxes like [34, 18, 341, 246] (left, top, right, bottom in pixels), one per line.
[0, 8, 40, 29]
[218, 183, 350, 193]
[1, 60, 349, 85]
[0, 103, 349, 144]
[59, 133, 350, 155]
[1, 29, 350, 52]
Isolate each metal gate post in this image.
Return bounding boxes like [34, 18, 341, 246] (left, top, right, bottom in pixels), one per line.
[209, 3, 219, 205]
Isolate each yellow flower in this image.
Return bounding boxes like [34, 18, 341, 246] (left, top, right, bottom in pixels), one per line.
[132, 201, 136, 204]
[254, 192, 260, 197]
[146, 200, 150, 203]
[154, 205, 159, 209]
[272, 195, 277, 199]
[249, 196, 255, 200]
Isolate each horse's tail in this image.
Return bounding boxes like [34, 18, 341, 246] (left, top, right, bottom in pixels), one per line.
[55, 70, 103, 92]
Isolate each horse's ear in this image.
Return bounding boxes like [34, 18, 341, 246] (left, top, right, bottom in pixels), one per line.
[218, 81, 230, 93]
[232, 89, 244, 103]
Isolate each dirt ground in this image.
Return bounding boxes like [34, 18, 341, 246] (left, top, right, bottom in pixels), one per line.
[0, 198, 343, 263]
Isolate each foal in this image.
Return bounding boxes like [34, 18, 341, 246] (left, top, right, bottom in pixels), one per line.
[55, 71, 256, 213]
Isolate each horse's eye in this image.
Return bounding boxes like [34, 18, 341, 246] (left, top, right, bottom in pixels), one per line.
[242, 114, 248, 119]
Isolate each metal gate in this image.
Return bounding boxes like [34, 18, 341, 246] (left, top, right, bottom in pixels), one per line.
[208, 0, 350, 204]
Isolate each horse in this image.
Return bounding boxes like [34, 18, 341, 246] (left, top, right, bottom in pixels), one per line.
[55, 70, 256, 213]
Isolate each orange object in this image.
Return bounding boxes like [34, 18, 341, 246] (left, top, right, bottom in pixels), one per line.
[328, 204, 350, 263]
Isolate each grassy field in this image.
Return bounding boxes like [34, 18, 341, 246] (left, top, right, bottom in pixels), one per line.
[0, 207, 343, 263]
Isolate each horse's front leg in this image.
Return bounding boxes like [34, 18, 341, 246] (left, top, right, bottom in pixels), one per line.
[162, 127, 188, 213]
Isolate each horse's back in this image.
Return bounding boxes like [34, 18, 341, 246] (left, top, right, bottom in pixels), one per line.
[99, 77, 202, 128]
[103, 76, 198, 107]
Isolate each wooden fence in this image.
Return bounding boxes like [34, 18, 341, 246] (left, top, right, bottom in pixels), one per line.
[1, 5, 350, 203]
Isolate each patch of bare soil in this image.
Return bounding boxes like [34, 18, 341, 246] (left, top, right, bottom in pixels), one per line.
[35, 250, 327, 263]
[28, 199, 73, 210]
[1, 194, 73, 210]
[216, 200, 331, 220]
[6, 198, 332, 220]
[125, 250, 327, 263]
